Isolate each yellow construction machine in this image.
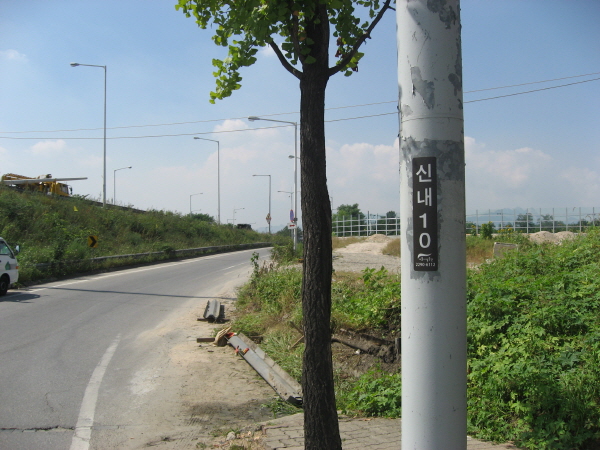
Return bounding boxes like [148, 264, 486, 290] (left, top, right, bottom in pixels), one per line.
[1, 173, 87, 197]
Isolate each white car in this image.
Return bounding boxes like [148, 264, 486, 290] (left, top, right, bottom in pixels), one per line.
[0, 237, 19, 296]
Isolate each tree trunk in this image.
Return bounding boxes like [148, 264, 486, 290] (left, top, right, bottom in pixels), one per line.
[299, 5, 342, 450]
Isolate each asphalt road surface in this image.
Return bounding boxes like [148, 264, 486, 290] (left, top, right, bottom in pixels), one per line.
[0, 248, 272, 450]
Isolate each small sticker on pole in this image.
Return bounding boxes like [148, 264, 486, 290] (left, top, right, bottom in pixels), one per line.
[412, 157, 438, 271]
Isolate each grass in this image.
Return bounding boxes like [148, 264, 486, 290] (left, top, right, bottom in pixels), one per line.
[0, 187, 285, 283]
[234, 231, 600, 449]
[466, 230, 600, 449]
[332, 236, 365, 250]
[466, 236, 494, 264]
[381, 238, 399, 256]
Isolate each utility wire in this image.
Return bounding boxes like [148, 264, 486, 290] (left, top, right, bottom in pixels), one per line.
[2, 72, 599, 135]
[0, 76, 598, 140]
[465, 71, 600, 93]
[464, 76, 600, 103]
[1, 75, 597, 135]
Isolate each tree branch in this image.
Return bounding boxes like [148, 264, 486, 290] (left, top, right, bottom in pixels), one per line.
[291, 3, 307, 65]
[269, 41, 303, 79]
[327, 0, 393, 78]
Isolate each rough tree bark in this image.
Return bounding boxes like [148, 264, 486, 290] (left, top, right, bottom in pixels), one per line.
[299, 4, 342, 450]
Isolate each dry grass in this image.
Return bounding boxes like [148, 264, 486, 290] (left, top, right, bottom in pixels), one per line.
[334, 235, 493, 266]
[466, 236, 494, 265]
[381, 237, 495, 265]
[332, 236, 365, 250]
[382, 238, 400, 257]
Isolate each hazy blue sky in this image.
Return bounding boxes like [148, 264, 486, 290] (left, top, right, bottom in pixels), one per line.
[1, 1, 599, 230]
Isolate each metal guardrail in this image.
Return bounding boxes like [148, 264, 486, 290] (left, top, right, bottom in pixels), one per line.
[33, 242, 272, 269]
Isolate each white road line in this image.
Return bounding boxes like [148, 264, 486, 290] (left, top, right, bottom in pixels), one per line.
[70, 334, 121, 450]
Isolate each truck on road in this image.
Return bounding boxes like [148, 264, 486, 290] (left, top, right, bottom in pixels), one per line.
[0, 238, 19, 296]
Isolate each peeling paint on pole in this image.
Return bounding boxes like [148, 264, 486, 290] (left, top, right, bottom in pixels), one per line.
[397, 0, 467, 449]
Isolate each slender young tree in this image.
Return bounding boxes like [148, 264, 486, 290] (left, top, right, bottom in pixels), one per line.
[176, 1, 394, 448]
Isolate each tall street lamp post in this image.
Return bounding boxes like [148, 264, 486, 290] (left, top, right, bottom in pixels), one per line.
[70, 62, 107, 207]
[248, 116, 298, 251]
[278, 190, 293, 211]
[253, 174, 271, 234]
[233, 208, 245, 225]
[189, 192, 203, 215]
[113, 166, 131, 205]
[193, 137, 220, 224]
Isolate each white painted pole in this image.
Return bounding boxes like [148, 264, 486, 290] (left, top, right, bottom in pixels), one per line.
[397, 1, 466, 449]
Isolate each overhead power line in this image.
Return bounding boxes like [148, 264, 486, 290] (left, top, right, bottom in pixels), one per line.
[464, 71, 600, 93]
[464, 76, 600, 103]
[0, 74, 598, 140]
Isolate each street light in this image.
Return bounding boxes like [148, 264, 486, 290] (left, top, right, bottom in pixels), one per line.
[233, 207, 245, 225]
[278, 190, 294, 211]
[253, 174, 271, 234]
[193, 137, 220, 224]
[190, 192, 203, 215]
[113, 166, 131, 205]
[248, 116, 298, 251]
[71, 62, 107, 207]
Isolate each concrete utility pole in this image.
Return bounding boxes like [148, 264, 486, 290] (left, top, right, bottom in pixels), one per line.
[397, 1, 466, 449]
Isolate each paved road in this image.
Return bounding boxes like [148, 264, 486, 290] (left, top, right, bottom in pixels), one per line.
[0, 248, 270, 450]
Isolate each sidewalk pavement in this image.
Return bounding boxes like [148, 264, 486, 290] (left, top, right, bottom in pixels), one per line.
[260, 413, 520, 450]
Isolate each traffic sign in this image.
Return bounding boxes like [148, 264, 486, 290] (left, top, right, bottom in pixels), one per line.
[266, 213, 271, 224]
[287, 222, 296, 229]
[290, 209, 295, 222]
[87, 235, 98, 248]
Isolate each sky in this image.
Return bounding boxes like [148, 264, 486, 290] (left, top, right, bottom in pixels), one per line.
[1, 1, 599, 232]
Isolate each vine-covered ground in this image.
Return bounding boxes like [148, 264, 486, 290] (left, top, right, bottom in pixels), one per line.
[235, 231, 600, 449]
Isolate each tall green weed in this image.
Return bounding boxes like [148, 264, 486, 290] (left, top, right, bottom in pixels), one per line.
[332, 267, 400, 332]
[338, 368, 401, 417]
[468, 230, 600, 449]
[0, 187, 277, 283]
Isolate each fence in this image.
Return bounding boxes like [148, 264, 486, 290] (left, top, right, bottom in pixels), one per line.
[333, 213, 400, 237]
[332, 207, 600, 237]
[467, 207, 600, 234]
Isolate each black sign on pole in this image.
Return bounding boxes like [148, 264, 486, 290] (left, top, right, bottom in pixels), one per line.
[412, 157, 438, 271]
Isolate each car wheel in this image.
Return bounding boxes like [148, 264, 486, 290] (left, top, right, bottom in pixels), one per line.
[0, 275, 9, 296]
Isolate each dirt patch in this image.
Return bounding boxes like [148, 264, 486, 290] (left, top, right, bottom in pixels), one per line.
[527, 230, 579, 244]
[333, 342, 400, 379]
[92, 277, 281, 450]
[333, 235, 399, 273]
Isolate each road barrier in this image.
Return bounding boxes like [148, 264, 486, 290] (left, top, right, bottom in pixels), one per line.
[34, 242, 272, 269]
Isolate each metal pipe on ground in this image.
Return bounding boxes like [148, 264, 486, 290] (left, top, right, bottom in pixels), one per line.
[228, 334, 302, 406]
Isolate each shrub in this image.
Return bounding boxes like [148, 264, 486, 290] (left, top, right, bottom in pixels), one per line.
[480, 221, 495, 239]
[338, 369, 401, 418]
[467, 230, 600, 449]
[333, 267, 400, 331]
